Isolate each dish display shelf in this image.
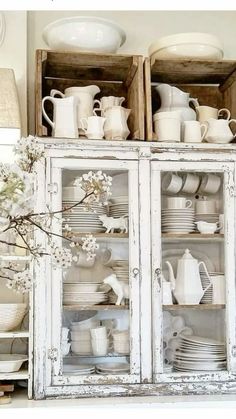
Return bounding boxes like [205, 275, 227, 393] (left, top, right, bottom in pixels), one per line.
[35, 49, 144, 140]
[144, 58, 236, 140]
[33, 139, 236, 399]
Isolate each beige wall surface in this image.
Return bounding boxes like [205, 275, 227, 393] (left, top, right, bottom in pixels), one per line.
[26, 10, 236, 134]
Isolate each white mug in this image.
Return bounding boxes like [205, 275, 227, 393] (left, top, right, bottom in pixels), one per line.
[166, 197, 192, 209]
[181, 173, 200, 194]
[183, 121, 207, 143]
[153, 111, 182, 142]
[198, 174, 221, 195]
[196, 106, 231, 123]
[80, 115, 106, 140]
[91, 336, 111, 356]
[90, 326, 110, 340]
[162, 172, 183, 194]
[211, 275, 225, 304]
[195, 200, 216, 214]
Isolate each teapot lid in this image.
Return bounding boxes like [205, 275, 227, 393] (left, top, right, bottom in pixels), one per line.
[182, 249, 195, 260]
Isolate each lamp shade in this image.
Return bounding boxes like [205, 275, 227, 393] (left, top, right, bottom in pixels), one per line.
[0, 68, 21, 143]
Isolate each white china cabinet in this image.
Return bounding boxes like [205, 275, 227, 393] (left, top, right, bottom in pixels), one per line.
[34, 139, 236, 399]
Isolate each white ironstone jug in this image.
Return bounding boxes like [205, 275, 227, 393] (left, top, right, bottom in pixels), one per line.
[42, 95, 79, 138]
[104, 106, 131, 140]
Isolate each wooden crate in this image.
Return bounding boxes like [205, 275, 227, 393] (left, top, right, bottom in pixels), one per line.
[144, 58, 236, 141]
[35, 50, 145, 140]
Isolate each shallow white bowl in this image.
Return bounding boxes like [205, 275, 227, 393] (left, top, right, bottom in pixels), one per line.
[42, 16, 126, 53]
[0, 354, 28, 373]
[0, 304, 27, 332]
[149, 33, 223, 63]
[63, 283, 101, 293]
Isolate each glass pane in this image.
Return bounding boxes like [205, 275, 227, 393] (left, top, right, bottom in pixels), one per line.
[159, 169, 226, 374]
[60, 168, 131, 377]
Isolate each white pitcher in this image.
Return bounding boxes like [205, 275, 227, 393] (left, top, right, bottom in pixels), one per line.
[80, 115, 106, 140]
[94, 96, 125, 116]
[204, 118, 236, 144]
[104, 106, 131, 140]
[42, 96, 79, 138]
[50, 85, 101, 134]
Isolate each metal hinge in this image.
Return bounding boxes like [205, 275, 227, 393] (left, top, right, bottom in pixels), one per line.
[47, 182, 58, 194]
[48, 348, 58, 362]
[232, 346, 236, 357]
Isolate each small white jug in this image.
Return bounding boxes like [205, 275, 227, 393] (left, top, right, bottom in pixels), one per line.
[94, 96, 125, 115]
[80, 115, 106, 140]
[204, 118, 236, 144]
[103, 106, 131, 140]
[42, 96, 79, 138]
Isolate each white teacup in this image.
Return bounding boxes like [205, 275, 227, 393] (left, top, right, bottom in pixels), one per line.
[195, 221, 220, 234]
[181, 173, 200, 194]
[153, 111, 182, 142]
[198, 174, 221, 195]
[80, 115, 106, 139]
[162, 172, 183, 194]
[195, 200, 216, 214]
[183, 121, 207, 143]
[166, 197, 192, 209]
[196, 106, 230, 123]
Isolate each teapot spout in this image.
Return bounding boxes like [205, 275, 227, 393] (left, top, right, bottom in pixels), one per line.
[165, 261, 176, 290]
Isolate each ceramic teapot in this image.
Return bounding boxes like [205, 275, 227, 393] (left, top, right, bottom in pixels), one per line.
[50, 85, 101, 134]
[103, 106, 131, 140]
[204, 118, 236, 144]
[42, 95, 79, 138]
[155, 84, 199, 121]
[165, 249, 212, 304]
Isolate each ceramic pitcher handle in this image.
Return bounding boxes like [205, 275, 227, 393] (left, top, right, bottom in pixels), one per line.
[198, 261, 212, 294]
[80, 118, 88, 133]
[50, 89, 65, 98]
[93, 108, 102, 116]
[185, 200, 192, 208]
[42, 96, 54, 128]
[94, 99, 101, 108]
[218, 108, 231, 121]
[200, 123, 208, 140]
[189, 98, 199, 108]
[228, 119, 236, 139]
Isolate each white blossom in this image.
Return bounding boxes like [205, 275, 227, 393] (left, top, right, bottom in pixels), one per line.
[81, 234, 99, 260]
[6, 269, 32, 294]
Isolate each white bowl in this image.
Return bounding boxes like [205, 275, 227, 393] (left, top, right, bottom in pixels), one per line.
[63, 283, 101, 293]
[42, 16, 126, 53]
[149, 33, 223, 63]
[0, 304, 27, 332]
[0, 354, 28, 373]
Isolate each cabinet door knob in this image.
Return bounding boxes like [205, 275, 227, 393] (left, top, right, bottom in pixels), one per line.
[154, 268, 162, 291]
[132, 267, 139, 278]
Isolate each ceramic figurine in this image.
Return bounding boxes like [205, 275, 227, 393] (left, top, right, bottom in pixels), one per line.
[99, 214, 128, 233]
[103, 273, 129, 305]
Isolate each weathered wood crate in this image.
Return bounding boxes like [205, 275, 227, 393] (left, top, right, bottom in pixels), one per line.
[144, 58, 236, 141]
[35, 50, 145, 140]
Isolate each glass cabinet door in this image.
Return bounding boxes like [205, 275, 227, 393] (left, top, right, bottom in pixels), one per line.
[151, 160, 236, 381]
[46, 157, 140, 386]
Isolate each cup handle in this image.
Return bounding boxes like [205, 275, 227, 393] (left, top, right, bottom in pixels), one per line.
[50, 89, 65, 98]
[185, 200, 192, 208]
[189, 97, 199, 108]
[42, 96, 54, 128]
[80, 118, 88, 133]
[200, 123, 208, 140]
[218, 108, 231, 121]
[216, 221, 223, 232]
[198, 261, 212, 294]
[228, 119, 236, 139]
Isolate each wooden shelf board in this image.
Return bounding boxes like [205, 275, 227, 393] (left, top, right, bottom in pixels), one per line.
[70, 233, 129, 241]
[163, 304, 225, 310]
[0, 331, 29, 339]
[65, 353, 130, 359]
[63, 304, 129, 311]
[0, 369, 28, 380]
[162, 233, 224, 241]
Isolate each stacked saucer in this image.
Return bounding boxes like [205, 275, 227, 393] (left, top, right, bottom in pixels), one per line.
[109, 196, 128, 218]
[63, 364, 95, 375]
[112, 260, 129, 282]
[113, 330, 130, 355]
[63, 283, 108, 306]
[95, 362, 130, 375]
[62, 201, 107, 233]
[173, 335, 226, 372]
[162, 208, 195, 234]
[195, 213, 219, 223]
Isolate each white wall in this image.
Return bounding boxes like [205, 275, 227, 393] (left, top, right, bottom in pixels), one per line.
[0, 11, 27, 136]
[27, 10, 236, 135]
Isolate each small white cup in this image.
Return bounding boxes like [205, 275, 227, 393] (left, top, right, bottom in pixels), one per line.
[181, 173, 200, 194]
[153, 111, 182, 142]
[90, 326, 110, 340]
[195, 200, 216, 214]
[183, 121, 207, 143]
[91, 336, 110, 356]
[80, 115, 106, 140]
[162, 172, 183, 194]
[198, 173, 221, 195]
[166, 197, 192, 209]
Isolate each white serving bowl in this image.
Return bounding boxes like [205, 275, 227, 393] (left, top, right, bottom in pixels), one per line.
[0, 304, 27, 332]
[149, 33, 223, 64]
[42, 16, 126, 53]
[0, 354, 28, 373]
[63, 283, 101, 293]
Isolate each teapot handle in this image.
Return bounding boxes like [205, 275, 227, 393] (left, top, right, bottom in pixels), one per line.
[198, 261, 212, 295]
[42, 96, 55, 128]
[189, 98, 199, 108]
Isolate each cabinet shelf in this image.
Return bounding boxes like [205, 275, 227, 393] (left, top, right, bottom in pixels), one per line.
[0, 331, 29, 339]
[65, 353, 130, 359]
[0, 369, 29, 380]
[162, 233, 224, 242]
[63, 304, 129, 311]
[0, 255, 31, 261]
[163, 304, 225, 310]
[70, 233, 129, 242]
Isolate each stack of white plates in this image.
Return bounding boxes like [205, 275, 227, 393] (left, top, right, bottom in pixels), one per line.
[200, 269, 213, 304]
[162, 208, 195, 233]
[195, 213, 219, 223]
[113, 330, 130, 355]
[95, 362, 130, 375]
[63, 364, 95, 375]
[109, 198, 129, 218]
[63, 292, 108, 305]
[173, 335, 226, 372]
[112, 261, 129, 282]
[62, 201, 107, 233]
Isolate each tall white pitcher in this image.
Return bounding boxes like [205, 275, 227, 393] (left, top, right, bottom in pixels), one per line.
[42, 96, 79, 138]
